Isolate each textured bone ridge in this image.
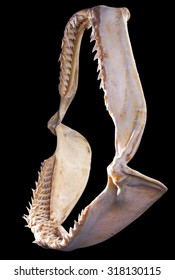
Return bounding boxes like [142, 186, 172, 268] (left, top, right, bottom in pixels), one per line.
[24, 5, 167, 251]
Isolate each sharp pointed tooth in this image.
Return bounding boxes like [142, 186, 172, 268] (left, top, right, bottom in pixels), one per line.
[73, 220, 79, 229]
[90, 37, 95, 42]
[90, 34, 95, 42]
[100, 80, 104, 89]
[104, 95, 109, 108]
[61, 86, 67, 95]
[23, 215, 28, 222]
[91, 28, 95, 36]
[87, 25, 92, 30]
[78, 213, 81, 221]
[61, 40, 64, 48]
[97, 72, 102, 80]
[73, 17, 78, 26]
[66, 61, 72, 68]
[66, 48, 73, 55]
[94, 53, 98, 61]
[69, 227, 73, 236]
[92, 43, 98, 53]
[63, 235, 70, 244]
[64, 80, 68, 88]
[69, 33, 76, 41]
[68, 40, 74, 48]
[65, 67, 71, 75]
[78, 15, 84, 21]
[32, 189, 35, 196]
[69, 26, 76, 33]
[97, 64, 101, 72]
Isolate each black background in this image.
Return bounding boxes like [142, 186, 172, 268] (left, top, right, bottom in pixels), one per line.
[3, 0, 174, 260]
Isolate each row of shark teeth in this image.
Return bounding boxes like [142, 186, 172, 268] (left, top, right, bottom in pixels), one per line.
[32, 221, 64, 250]
[89, 10, 106, 91]
[29, 203, 89, 249]
[88, 9, 112, 117]
[59, 8, 106, 98]
[40, 207, 90, 249]
[23, 157, 54, 228]
[24, 153, 89, 249]
[58, 13, 86, 97]
[67, 207, 89, 239]
[32, 208, 90, 250]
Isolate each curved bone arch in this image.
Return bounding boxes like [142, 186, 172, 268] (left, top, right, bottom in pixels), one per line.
[24, 6, 167, 251]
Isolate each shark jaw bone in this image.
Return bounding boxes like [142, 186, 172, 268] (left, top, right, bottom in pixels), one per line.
[24, 5, 167, 251]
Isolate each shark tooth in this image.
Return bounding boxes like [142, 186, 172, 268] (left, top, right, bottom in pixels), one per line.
[93, 52, 99, 61]
[92, 43, 98, 53]
[97, 63, 101, 72]
[97, 71, 102, 80]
